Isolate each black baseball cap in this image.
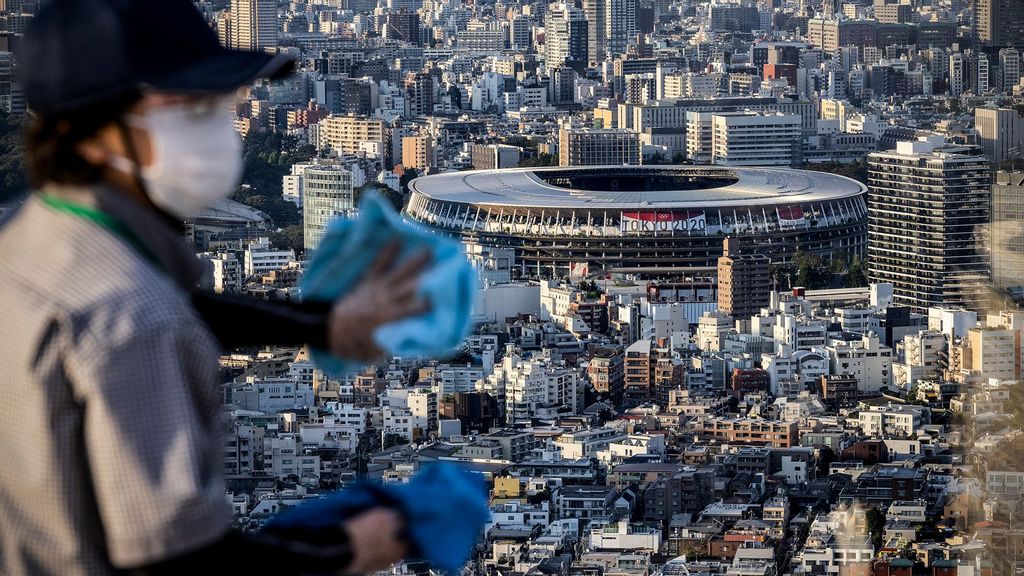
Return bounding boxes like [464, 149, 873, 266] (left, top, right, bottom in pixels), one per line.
[21, 0, 295, 115]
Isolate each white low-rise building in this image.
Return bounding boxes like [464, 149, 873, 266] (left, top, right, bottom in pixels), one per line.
[855, 403, 929, 438]
[589, 519, 662, 551]
[817, 333, 892, 393]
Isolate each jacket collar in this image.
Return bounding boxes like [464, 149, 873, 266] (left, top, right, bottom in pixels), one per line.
[40, 183, 204, 290]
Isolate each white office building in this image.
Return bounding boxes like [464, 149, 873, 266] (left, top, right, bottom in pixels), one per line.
[711, 111, 803, 166]
[244, 237, 295, 277]
[303, 165, 355, 253]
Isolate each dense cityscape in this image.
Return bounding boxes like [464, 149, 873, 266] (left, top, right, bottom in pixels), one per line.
[2, 0, 1024, 574]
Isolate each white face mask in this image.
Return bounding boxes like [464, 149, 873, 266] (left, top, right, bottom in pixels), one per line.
[109, 100, 243, 218]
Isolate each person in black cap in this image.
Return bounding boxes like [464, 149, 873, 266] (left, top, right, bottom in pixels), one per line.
[0, 0, 429, 574]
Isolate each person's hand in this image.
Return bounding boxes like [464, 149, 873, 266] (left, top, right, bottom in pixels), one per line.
[344, 507, 409, 573]
[327, 242, 432, 362]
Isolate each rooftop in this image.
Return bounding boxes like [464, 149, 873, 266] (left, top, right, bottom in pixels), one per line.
[408, 166, 866, 209]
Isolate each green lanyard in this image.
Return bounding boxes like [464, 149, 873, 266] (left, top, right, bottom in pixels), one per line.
[39, 193, 164, 273]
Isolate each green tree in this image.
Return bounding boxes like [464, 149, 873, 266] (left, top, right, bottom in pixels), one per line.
[355, 181, 405, 212]
[231, 131, 315, 227]
[865, 506, 886, 551]
[382, 432, 408, 450]
[845, 255, 868, 287]
[646, 151, 668, 165]
[0, 113, 28, 205]
[800, 159, 869, 185]
[792, 252, 835, 289]
[504, 135, 537, 150]
[398, 168, 419, 195]
[270, 224, 305, 256]
[518, 153, 558, 167]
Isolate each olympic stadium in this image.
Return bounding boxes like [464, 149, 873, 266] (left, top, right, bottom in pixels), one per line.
[404, 166, 868, 277]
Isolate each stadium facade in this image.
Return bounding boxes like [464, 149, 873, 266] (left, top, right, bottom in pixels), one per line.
[405, 166, 867, 277]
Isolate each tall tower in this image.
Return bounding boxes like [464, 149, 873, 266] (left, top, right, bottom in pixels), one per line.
[992, 171, 1024, 296]
[605, 0, 637, 59]
[999, 48, 1022, 91]
[584, 0, 637, 63]
[230, 0, 278, 51]
[544, 3, 588, 70]
[303, 165, 354, 253]
[973, 0, 1024, 49]
[717, 237, 770, 322]
[867, 137, 991, 312]
[583, 0, 606, 63]
[949, 53, 965, 97]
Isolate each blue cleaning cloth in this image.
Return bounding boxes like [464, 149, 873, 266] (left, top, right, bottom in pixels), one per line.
[301, 191, 476, 377]
[263, 462, 491, 573]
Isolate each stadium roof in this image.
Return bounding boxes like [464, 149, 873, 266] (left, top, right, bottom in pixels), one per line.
[409, 166, 866, 209]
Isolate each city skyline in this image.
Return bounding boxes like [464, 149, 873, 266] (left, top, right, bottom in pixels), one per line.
[0, 0, 1023, 575]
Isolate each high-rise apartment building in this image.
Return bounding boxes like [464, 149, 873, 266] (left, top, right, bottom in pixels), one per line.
[717, 237, 771, 321]
[303, 165, 354, 253]
[229, 0, 278, 51]
[976, 107, 1024, 166]
[544, 3, 588, 70]
[867, 137, 991, 312]
[316, 115, 386, 155]
[548, 66, 578, 104]
[973, 0, 1024, 49]
[403, 72, 434, 117]
[401, 135, 434, 171]
[999, 48, 1022, 92]
[623, 339, 680, 406]
[992, 171, 1024, 295]
[583, 0, 635, 63]
[383, 10, 420, 42]
[510, 15, 533, 51]
[872, 0, 913, 23]
[605, 0, 637, 59]
[558, 128, 640, 166]
[948, 53, 965, 97]
[964, 325, 1022, 381]
[806, 17, 876, 52]
[587, 347, 624, 403]
[582, 0, 605, 63]
[976, 54, 990, 94]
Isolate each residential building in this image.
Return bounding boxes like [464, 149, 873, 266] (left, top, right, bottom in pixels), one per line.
[820, 374, 859, 410]
[855, 403, 928, 438]
[817, 333, 893, 393]
[694, 417, 799, 448]
[401, 135, 434, 171]
[993, 171, 1024, 295]
[718, 237, 771, 321]
[623, 338, 680, 405]
[976, 107, 1024, 166]
[208, 251, 242, 293]
[588, 348, 625, 403]
[545, 3, 588, 69]
[316, 115, 386, 156]
[403, 72, 434, 117]
[867, 137, 991, 312]
[973, 0, 1024, 49]
[963, 325, 1022, 381]
[229, 0, 277, 51]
